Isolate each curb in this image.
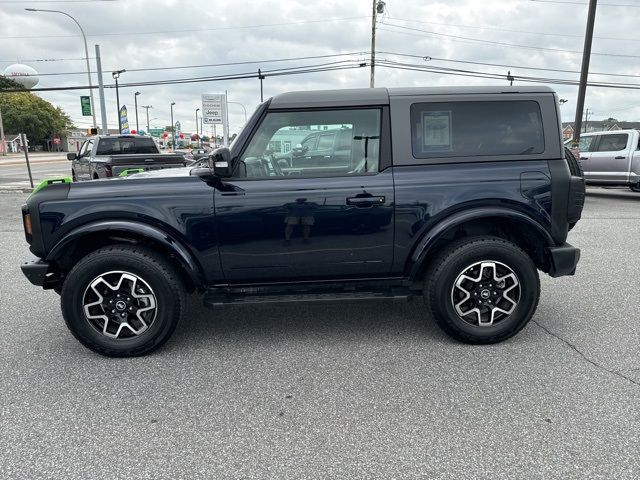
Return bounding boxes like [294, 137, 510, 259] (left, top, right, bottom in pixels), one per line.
[0, 186, 34, 193]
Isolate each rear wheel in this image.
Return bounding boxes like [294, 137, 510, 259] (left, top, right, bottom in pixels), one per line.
[61, 245, 185, 357]
[424, 236, 540, 344]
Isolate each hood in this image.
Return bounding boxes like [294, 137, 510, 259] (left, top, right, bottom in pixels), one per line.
[126, 166, 194, 179]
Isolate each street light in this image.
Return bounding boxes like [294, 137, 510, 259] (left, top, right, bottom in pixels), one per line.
[141, 105, 153, 133]
[195, 108, 200, 147]
[170, 102, 176, 150]
[227, 101, 248, 123]
[134, 91, 141, 133]
[112, 69, 125, 133]
[26, 8, 97, 129]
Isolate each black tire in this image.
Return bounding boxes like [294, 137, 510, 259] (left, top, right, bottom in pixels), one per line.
[61, 245, 185, 357]
[424, 236, 540, 344]
[630, 184, 640, 193]
[564, 146, 583, 177]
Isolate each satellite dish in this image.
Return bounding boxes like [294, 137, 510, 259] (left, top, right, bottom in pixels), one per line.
[3, 64, 39, 89]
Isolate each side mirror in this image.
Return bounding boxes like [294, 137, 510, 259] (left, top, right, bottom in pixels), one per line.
[67, 153, 77, 161]
[208, 147, 233, 177]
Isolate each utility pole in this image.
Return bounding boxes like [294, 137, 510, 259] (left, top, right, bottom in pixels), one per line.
[170, 102, 176, 149]
[95, 45, 108, 135]
[258, 69, 265, 102]
[370, 0, 385, 88]
[195, 108, 200, 146]
[572, 0, 598, 147]
[0, 106, 6, 156]
[141, 105, 152, 133]
[583, 107, 590, 133]
[134, 91, 140, 132]
[112, 70, 125, 134]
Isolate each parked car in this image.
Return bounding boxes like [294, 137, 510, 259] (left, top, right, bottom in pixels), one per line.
[21, 86, 584, 357]
[68, 135, 187, 181]
[565, 129, 640, 192]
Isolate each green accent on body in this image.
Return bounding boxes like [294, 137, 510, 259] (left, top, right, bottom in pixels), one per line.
[119, 168, 145, 177]
[31, 177, 72, 195]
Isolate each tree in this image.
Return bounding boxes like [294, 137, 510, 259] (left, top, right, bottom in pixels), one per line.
[0, 91, 73, 147]
[0, 77, 26, 91]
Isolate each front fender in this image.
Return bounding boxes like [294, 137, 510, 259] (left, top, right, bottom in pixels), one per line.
[408, 207, 554, 279]
[46, 220, 204, 287]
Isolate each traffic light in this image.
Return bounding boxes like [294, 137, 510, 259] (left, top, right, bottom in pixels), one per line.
[87, 127, 98, 136]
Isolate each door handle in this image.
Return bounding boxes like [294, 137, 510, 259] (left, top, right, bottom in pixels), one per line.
[346, 196, 385, 206]
[579, 157, 588, 160]
[614, 156, 626, 159]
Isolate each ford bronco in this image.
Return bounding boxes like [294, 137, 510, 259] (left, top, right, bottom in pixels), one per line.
[21, 86, 585, 357]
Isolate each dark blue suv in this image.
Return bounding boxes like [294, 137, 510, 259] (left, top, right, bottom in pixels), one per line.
[20, 86, 585, 357]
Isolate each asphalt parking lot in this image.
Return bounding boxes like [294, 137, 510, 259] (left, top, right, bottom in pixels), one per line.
[0, 188, 638, 479]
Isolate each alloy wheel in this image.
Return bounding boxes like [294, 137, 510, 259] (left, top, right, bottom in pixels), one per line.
[450, 260, 520, 327]
[82, 271, 157, 339]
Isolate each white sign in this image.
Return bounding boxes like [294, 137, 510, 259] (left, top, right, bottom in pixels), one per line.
[202, 93, 227, 124]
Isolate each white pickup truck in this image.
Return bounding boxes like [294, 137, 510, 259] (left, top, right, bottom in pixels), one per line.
[567, 129, 640, 192]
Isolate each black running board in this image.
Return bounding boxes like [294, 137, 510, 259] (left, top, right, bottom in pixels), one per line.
[203, 289, 413, 308]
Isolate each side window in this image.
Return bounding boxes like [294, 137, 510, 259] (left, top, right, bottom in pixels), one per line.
[78, 141, 89, 157]
[82, 140, 93, 157]
[578, 136, 595, 152]
[410, 100, 545, 158]
[301, 135, 316, 151]
[238, 109, 381, 178]
[595, 134, 628, 152]
[317, 133, 335, 151]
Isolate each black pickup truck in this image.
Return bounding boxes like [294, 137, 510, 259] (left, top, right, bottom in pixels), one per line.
[68, 135, 187, 180]
[21, 86, 585, 357]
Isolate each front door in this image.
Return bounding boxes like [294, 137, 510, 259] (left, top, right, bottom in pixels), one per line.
[214, 107, 394, 282]
[587, 133, 631, 184]
[74, 139, 93, 180]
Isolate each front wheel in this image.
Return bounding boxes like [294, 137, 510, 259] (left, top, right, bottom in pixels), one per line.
[61, 245, 185, 357]
[424, 237, 540, 344]
[630, 184, 640, 192]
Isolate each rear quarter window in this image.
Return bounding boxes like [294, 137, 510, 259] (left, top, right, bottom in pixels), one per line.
[410, 101, 545, 158]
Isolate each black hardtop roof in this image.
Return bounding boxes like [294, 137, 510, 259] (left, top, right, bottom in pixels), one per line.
[269, 86, 556, 109]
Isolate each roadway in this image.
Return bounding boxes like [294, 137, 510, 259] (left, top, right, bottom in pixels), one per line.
[0, 188, 639, 479]
[0, 152, 70, 188]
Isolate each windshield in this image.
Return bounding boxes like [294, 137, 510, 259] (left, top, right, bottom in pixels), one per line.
[96, 137, 159, 155]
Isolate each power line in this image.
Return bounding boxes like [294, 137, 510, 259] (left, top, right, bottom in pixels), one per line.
[0, 52, 370, 77]
[377, 51, 640, 80]
[529, 0, 640, 6]
[385, 16, 640, 43]
[8, 49, 640, 83]
[374, 59, 640, 90]
[378, 23, 640, 59]
[0, 57, 91, 63]
[0, 61, 368, 92]
[0, 0, 116, 2]
[0, 16, 366, 40]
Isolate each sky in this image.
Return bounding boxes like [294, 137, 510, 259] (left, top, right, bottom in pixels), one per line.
[0, 0, 639, 136]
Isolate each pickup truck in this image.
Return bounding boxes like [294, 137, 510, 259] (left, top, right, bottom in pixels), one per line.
[21, 86, 585, 357]
[566, 129, 640, 192]
[67, 135, 187, 181]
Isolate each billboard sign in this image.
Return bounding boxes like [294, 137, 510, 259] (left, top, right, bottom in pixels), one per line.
[202, 94, 227, 124]
[80, 96, 92, 116]
[119, 105, 130, 134]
